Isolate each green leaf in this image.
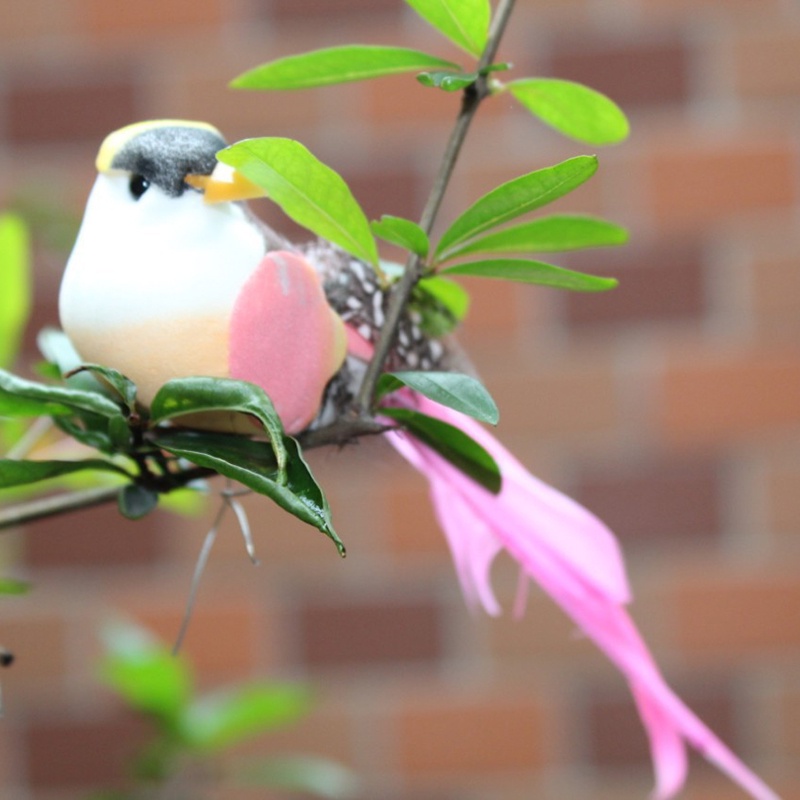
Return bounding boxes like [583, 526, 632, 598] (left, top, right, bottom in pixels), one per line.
[381, 407, 500, 493]
[119, 484, 159, 520]
[441, 257, 618, 292]
[181, 683, 311, 751]
[149, 377, 287, 476]
[53, 415, 114, 452]
[417, 275, 470, 323]
[0, 458, 129, 489]
[0, 214, 30, 370]
[0, 368, 124, 420]
[435, 156, 598, 260]
[100, 621, 192, 724]
[377, 371, 499, 424]
[507, 78, 630, 146]
[0, 577, 31, 595]
[371, 215, 429, 257]
[72, 364, 138, 412]
[441, 214, 628, 259]
[155, 432, 344, 556]
[237, 755, 359, 798]
[405, 0, 490, 57]
[417, 70, 477, 91]
[231, 45, 459, 90]
[219, 138, 378, 266]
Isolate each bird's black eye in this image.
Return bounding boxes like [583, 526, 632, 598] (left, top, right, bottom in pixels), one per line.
[129, 174, 150, 200]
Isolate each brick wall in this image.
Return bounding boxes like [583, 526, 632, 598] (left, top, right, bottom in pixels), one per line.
[1, 1, 799, 798]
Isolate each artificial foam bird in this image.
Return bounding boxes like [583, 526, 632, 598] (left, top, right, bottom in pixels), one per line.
[59, 120, 778, 800]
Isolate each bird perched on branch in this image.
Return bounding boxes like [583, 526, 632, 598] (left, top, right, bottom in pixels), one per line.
[59, 120, 777, 800]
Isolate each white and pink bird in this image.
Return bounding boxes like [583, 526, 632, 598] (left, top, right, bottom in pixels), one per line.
[60, 120, 779, 800]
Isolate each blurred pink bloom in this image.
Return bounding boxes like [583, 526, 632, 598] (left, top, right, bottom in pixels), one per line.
[387, 394, 779, 800]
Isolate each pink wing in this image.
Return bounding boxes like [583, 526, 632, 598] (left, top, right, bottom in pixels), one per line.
[228, 251, 346, 433]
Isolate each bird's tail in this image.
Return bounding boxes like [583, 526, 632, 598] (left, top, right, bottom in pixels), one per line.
[385, 392, 779, 800]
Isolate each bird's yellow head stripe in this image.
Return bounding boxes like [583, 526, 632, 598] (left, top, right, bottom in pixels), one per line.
[95, 119, 223, 173]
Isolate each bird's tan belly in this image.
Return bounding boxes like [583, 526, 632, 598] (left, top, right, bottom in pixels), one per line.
[67, 313, 230, 405]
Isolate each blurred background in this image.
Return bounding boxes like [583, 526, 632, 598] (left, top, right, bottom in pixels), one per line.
[1, 0, 799, 798]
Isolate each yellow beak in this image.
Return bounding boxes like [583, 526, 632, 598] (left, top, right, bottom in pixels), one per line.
[185, 162, 267, 204]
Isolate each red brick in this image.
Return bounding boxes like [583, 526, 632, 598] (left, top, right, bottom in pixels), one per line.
[384, 477, 450, 557]
[269, 0, 401, 19]
[0, 0, 75, 41]
[396, 691, 548, 774]
[671, 570, 800, 659]
[364, 72, 464, 128]
[298, 596, 443, 669]
[734, 30, 800, 98]
[550, 37, 690, 109]
[1, 616, 68, 695]
[765, 456, 800, 538]
[24, 712, 150, 791]
[133, 602, 266, 682]
[79, 0, 224, 37]
[646, 137, 796, 232]
[23, 502, 166, 569]
[751, 254, 800, 334]
[8, 75, 139, 145]
[575, 456, 721, 546]
[347, 165, 421, 223]
[660, 347, 800, 447]
[487, 358, 618, 441]
[564, 240, 707, 330]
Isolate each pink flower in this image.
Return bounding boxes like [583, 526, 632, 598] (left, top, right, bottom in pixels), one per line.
[387, 394, 779, 800]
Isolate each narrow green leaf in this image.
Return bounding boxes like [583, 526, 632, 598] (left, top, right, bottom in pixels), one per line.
[0, 214, 30, 370]
[100, 621, 192, 723]
[405, 0, 490, 57]
[72, 364, 138, 412]
[53, 415, 114, 452]
[0, 578, 31, 595]
[377, 371, 499, 424]
[149, 377, 287, 476]
[0, 458, 130, 489]
[435, 156, 598, 259]
[417, 70, 477, 91]
[381, 406, 500, 493]
[0, 368, 124, 419]
[156, 432, 344, 556]
[442, 214, 629, 259]
[507, 78, 630, 146]
[232, 45, 459, 90]
[417, 275, 470, 322]
[441, 257, 618, 292]
[119, 484, 159, 520]
[371, 215, 429, 257]
[237, 756, 359, 798]
[181, 683, 311, 751]
[219, 138, 378, 266]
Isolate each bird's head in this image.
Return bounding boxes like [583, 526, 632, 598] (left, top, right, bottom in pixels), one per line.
[94, 119, 266, 206]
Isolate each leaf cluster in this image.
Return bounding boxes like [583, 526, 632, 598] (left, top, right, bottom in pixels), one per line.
[95, 619, 357, 798]
[222, 0, 628, 295]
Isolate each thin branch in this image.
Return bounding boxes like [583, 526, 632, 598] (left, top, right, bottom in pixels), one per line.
[355, 0, 517, 413]
[0, 485, 123, 530]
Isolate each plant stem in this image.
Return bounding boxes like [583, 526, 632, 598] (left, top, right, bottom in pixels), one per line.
[0, 485, 122, 529]
[355, 0, 517, 413]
